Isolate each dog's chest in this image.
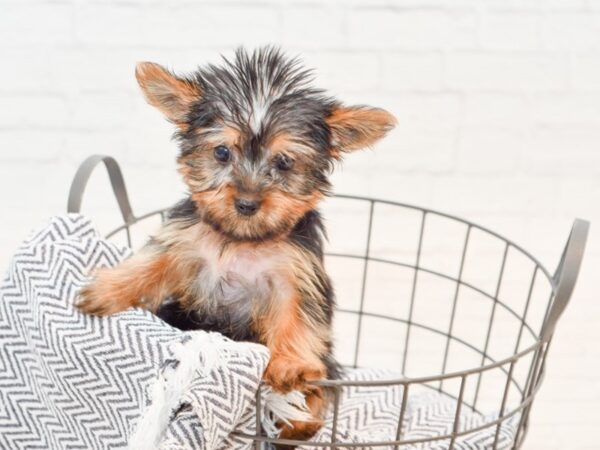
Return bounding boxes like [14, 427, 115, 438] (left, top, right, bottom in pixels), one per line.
[194, 241, 292, 311]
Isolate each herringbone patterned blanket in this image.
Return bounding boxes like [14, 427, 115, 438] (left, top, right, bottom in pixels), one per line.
[0, 215, 517, 449]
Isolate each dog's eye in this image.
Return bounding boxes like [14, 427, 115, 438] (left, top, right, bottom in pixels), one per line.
[214, 145, 231, 163]
[275, 154, 295, 171]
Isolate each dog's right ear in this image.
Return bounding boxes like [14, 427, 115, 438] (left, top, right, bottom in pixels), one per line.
[135, 62, 201, 129]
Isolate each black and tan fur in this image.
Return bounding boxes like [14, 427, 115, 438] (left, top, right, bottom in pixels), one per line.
[78, 47, 396, 442]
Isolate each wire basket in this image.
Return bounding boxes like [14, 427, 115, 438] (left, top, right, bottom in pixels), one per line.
[68, 155, 589, 449]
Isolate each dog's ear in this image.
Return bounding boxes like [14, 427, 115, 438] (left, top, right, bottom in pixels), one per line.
[326, 106, 396, 158]
[135, 62, 200, 128]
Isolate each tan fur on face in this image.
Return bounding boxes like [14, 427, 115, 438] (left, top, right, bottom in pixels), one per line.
[268, 131, 317, 159]
[189, 123, 242, 150]
[191, 186, 323, 241]
[260, 189, 323, 232]
[220, 125, 242, 149]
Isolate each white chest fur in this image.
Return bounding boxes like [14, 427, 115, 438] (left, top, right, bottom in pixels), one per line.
[189, 227, 294, 311]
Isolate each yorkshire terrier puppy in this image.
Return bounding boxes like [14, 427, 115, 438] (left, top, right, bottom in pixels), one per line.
[78, 47, 395, 442]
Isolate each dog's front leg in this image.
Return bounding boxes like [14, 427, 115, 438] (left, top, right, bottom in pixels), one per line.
[260, 294, 329, 441]
[77, 247, 197, 316]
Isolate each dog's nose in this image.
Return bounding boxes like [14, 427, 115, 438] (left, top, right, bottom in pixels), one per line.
[234, 198, 260, 216]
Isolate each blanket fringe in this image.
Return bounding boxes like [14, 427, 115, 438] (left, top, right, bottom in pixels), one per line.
[128, 330, 313, 448]
[128, 332, 221, 450]
[261, 390, 313, 438]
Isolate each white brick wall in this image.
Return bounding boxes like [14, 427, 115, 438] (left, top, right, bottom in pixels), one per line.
[0, 1, 599, 448]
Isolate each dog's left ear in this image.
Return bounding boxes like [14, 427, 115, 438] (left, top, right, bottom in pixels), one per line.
[326, 106, 397, 158]
[135, 62, 201, 129]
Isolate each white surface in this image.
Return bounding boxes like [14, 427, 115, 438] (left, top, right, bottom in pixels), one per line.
[0, 1, 598, 448]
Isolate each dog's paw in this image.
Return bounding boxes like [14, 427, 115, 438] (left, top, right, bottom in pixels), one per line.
[76, 278, 128, 316]
[275, 384, 326, 446]
[263, 356, 325, 393]
[278, 418, 323, 444]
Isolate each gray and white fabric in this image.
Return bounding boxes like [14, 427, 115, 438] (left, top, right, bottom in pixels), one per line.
[0, 215, 269, 450]
[307, 369, 518, 450]
[0, 215, 518, 449]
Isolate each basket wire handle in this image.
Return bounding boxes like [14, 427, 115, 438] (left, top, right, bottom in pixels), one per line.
[67, 154, 136, 227]
[540, 218, 589, 342]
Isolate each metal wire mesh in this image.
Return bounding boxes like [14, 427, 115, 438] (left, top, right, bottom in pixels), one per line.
[68, 155, 588, 450]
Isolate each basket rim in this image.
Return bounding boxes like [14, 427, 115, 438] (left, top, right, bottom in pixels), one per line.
[328, 193, 554, 286]
[305, 339, 541, 388]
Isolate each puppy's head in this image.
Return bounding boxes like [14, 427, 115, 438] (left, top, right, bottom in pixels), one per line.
[136, 47, 396, 241]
